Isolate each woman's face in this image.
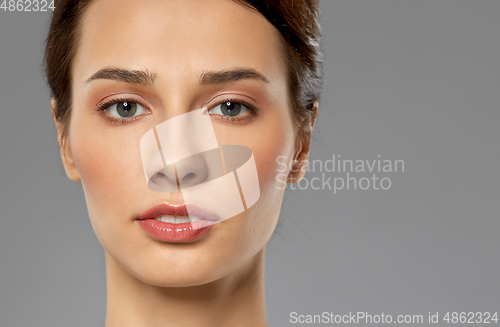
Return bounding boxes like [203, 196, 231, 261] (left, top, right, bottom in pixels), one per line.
[65, 0, 298, 286]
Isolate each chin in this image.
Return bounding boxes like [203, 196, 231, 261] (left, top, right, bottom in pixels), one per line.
[105, 246, 229, 288]
[100, 214, 262, 288]
[135, 266, 225, 288]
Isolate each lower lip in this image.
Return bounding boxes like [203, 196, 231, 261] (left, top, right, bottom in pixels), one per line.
[137, 218, 214, 243]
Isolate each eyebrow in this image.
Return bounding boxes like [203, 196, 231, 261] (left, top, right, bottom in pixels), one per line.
[86, 68, 156, 85]
[86, 67, 268, 86]
[199, 68, 269, 84]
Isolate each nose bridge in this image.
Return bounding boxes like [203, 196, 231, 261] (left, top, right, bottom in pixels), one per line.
[151, 61, 198, 122]
[141, 108, 221, 192]
[155, 108, 219, 166]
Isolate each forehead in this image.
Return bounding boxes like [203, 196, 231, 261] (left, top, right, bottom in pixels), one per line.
[74, 0, 286, 84]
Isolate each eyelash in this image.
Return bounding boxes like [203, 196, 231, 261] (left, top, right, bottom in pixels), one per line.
[209, 98, 258, 123]
[95, 97, 258, 124]
[95, 97, 150, 124]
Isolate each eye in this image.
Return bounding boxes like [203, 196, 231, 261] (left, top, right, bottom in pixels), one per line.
[106, 101, 147, 118]
[209, 101, 250, 117]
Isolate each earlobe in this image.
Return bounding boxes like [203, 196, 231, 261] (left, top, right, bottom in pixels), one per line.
[287, 139, 308, 183]
[51, 98, 81, 182]
[61, 140, 82, 182]
[287, 100, 319, 183]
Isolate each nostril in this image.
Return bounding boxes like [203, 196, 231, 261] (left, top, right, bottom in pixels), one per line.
[150, 171, 168, 184]
[182, 172, 196, 182]
[147, 170, 179, 193]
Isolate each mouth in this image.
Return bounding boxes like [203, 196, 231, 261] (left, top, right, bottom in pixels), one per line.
[136, 203, 217, 243]
[154, 215, 205, 224]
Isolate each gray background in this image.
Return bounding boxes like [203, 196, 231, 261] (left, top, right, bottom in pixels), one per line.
[1, 1, 499, 326]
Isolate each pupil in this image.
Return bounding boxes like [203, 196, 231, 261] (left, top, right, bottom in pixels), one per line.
[117, 101, 137, 118]
[221, 101, 241, 117]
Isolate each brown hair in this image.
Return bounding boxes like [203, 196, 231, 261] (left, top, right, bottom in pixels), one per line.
[45, 0, 323, 145]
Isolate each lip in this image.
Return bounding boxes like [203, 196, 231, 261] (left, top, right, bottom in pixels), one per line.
[136, 203, 218, 243]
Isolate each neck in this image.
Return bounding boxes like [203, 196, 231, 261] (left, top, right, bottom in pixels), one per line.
[104, 248, 268, 327]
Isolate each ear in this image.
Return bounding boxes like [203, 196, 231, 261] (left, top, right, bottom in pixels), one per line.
[288, 100, 319, 183]
[52, 98, 81, 182]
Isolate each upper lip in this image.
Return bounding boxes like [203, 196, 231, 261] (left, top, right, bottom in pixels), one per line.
[137, 203, 218, 221]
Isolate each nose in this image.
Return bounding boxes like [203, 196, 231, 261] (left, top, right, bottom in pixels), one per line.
[140, 128, 178, 192]
[141, 108, 223, 192]
[175, 152, 209, 188]
[148, 160, 179, 192]
[147, 149, 219, 191]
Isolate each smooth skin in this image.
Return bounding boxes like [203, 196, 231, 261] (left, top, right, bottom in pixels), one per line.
[53, 0, 315, 326]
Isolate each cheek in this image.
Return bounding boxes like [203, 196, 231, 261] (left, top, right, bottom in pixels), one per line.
[69, 118, 146, 224]
[255, 133, 293, 193]
[214, 110, 296, 238]
[213, 117, 294, 197]
[240, 116, 295, 253]
[253, 114, 296, 194]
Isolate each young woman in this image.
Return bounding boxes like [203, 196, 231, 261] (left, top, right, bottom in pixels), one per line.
[45, 0, 323, 325]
